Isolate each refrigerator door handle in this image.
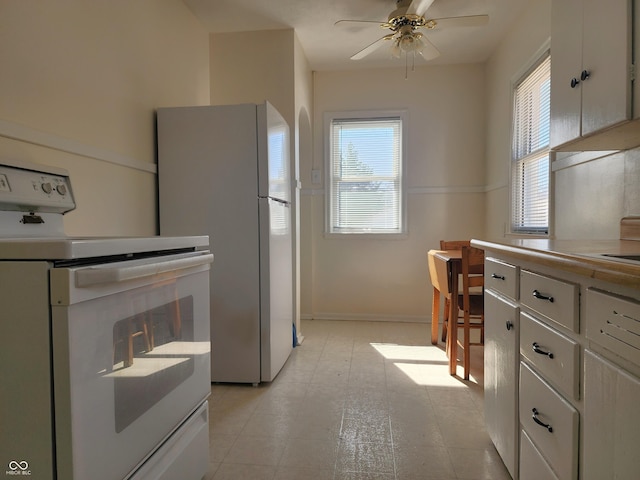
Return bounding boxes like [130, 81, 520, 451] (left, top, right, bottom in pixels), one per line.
[260, 196, 290, 207]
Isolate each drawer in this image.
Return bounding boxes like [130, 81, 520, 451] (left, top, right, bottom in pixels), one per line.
[520, 270, 579, 332]
[520, 362, 579, 480]
[520, 312, 580, 400]
[585, 288, 640, 366]
[485, 257, 518, 300]
[520, 430, 560, 480]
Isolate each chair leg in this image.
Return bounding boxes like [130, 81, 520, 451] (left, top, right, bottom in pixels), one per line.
[431, 286, 440, 345]
[441, 298, 449, 342]
[463, 310, 470, 381]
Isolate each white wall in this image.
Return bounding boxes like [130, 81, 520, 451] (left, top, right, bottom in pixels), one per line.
[484, 0, 552, 239]
[210, 30, 296, 126]
[0, 0, 209, 236]
[306, 65, 486, 321]
[484, 0, 640, 241]
[209, 28, 314, 336]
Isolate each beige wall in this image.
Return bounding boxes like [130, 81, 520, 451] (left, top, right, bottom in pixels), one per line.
[484, 0, 640, 241]
[306, 65, 486, 321]
[294, 37, 314, 337]
[0, 0, 209, 236]
[209, 29, 313, 335]
[210, 30, 296, 128]
[484, 0, 552, 239]
[5, 0, 636, 324]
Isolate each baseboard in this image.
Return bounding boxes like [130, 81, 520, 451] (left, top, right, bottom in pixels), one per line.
[300, 312, 429, 323]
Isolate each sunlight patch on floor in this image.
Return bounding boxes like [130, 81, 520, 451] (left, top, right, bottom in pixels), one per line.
[370, 342, 467, 387]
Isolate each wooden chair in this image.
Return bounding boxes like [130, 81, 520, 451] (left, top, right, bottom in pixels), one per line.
[438, 240, 473, 342]
[456, 245, 485, 380]
[427, 249, 452, 345]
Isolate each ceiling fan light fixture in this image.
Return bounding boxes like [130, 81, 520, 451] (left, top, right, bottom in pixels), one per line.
[399, 33, 415, 52]
[395, 29, 424, 55]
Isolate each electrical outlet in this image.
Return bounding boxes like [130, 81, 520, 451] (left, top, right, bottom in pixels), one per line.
[311, 170, 321, 185]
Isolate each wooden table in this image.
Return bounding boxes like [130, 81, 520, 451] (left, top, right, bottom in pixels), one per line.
[427, 249, 462, 375]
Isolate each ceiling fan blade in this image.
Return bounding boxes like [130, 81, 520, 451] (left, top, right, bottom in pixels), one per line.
[334, 19, 384, 27]
[418, 35, 440, 61]
[428, 15, 490, 29]
[406, 0, 436, 16]
[351, 34, 394, 60]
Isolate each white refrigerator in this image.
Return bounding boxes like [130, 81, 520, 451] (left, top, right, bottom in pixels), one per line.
[157, 102, 293, 384]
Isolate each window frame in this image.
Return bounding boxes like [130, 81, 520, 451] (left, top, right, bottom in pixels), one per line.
[324, 110, 408, 238]
[509, 48, 551, 236]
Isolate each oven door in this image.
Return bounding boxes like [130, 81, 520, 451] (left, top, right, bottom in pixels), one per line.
[49, 251, 213, 480]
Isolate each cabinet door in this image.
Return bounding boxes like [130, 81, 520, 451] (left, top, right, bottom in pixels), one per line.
[581, 0, 632, 136]
[550, 0, 583, 148]
[484, 290, 519, 479]
[583, 350, 640, 480]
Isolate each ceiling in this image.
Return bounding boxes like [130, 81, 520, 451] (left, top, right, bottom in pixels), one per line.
[183, 0, 531, 71]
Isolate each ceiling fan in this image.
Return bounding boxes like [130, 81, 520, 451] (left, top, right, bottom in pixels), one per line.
[335, 0, 489, 63]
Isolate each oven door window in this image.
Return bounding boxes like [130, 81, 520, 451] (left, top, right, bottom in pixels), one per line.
[111, 291, 195, 432]
[51, 266, 210, 480]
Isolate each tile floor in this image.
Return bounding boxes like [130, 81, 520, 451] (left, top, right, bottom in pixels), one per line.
[205, 319, 511, 480]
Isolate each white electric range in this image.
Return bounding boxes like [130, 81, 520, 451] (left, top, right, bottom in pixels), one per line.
[0, 159, 213, 480]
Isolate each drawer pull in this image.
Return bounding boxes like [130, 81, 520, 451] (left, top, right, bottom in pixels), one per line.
[532, 342, 554, 359]
[491, 273, 506, 280]
[506, 320, 514, 331]
[532, 408, 553, 433]
[532, 289, 554, 303]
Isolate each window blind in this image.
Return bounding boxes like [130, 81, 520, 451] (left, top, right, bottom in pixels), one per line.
[511, 53, 551, 234]
[328, 116, 403, 234]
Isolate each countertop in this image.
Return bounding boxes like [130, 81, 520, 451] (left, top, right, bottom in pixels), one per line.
[471, 237, 640, 291]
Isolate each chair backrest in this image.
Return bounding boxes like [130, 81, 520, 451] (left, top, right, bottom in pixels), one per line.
[440, 240, 483, 275]
[461, 246, 485, 291]
[440, 240, 471, 250]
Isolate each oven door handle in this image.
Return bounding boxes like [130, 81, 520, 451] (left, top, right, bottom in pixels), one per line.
[74, 252, 214, 287]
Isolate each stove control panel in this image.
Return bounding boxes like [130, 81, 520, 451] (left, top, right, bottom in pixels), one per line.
[0, 159, 76, 214]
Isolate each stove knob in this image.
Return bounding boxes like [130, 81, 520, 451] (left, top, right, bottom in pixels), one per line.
[41, 182, 53, 194]
[56, 184, 67, 195]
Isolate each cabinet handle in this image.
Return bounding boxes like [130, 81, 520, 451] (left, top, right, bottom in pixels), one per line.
[532, 342, 554, 359]
[491, 273, 505, 280]
[532, 289, 554, 303]
[532, 408, 553, 433]
[581, 69, 591, 81]
[570, 77, 580, 88]
[506, 320, 514, 331]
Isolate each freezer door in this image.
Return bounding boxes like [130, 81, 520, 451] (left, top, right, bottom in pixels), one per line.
[257, 102, 291, 203]
[259, 197, 293, 381]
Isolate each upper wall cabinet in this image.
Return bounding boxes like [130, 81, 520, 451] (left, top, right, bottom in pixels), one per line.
[550, 0, 639, 152]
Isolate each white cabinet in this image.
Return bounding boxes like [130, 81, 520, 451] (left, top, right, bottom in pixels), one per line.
[519, 363, 579, 480]
[550, 0, 635, 151]
[583, 350, 640, 480]
[583, 288, 640, 480]
[519, 430, 560, 480]
[518, 269, 580, 480]
[484, 289, 519, 479]
[478, 241, 640, 480]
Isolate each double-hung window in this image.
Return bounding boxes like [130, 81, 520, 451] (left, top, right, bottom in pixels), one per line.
[325, 111, 407, 236]
[511, 52, 551, 234]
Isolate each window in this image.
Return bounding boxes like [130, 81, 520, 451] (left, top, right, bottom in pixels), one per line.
[511, 52, 551, 234]
[325, 111, 406, 235]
